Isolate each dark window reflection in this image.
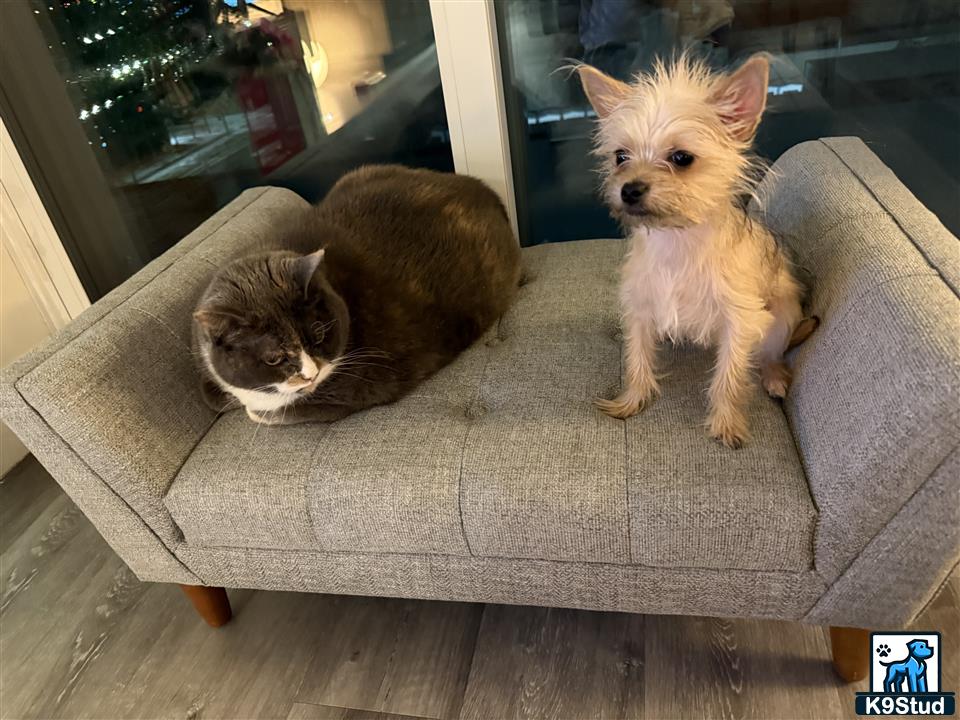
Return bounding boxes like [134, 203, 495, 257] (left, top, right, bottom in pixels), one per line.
[24, 0, 452, 297]
[497, 0, 960, 245]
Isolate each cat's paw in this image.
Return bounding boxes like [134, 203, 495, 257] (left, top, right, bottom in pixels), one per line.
[594, 388, 656, 419]
[706, 412, 749, 449]
[246, 408, 281, 425]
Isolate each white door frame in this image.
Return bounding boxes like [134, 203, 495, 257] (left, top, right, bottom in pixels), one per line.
[1, 118, 89, 329]
[430, 0, 518, 240]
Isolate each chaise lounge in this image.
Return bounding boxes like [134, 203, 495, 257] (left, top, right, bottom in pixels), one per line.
[2, 137, 957, 682]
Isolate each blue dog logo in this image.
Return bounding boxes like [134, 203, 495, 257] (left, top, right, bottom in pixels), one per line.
[856, 632, 955, 715]
[880, 639, 935, 694]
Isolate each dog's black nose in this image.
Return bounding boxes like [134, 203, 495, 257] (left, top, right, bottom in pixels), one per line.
[621, 182, 648, 206]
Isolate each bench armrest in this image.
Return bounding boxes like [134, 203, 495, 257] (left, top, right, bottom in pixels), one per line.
[757, 138, 960, 626]
[0, 187, 309, 582]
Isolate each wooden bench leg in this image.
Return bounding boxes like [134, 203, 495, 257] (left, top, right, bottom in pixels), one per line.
[830, 626, 870, 682]
[179, 584, 232, 627]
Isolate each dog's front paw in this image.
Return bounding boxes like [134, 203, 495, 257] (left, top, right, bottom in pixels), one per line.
[594, 388, 657, 419]
[761, 362, 792, 399]
[246, 407, 281, 425]
[707, 412, 749, 449]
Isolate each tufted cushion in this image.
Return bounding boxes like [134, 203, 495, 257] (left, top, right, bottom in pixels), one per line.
[166, 239, 817, 573]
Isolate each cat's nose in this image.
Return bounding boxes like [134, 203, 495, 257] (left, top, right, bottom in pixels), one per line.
[621, 182, 648, 206]
[298, 351, 320, 381]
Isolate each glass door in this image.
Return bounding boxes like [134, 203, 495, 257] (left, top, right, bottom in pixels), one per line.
[8, 1, 957, 302]
[494, 0, 960, 246]
[1, 0, 455, 300]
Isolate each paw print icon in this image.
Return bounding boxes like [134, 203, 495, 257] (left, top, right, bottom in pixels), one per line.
[876, 643, 892, 658]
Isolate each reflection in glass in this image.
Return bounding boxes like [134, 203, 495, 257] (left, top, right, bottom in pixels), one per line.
[24, 0, 451, 297]
[496, 0, 960, 245]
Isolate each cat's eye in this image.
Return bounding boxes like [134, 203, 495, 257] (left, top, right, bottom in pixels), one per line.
[615, 149, 629, 166]
[668, 150, 695, 167]
[263, 353, 284, 366]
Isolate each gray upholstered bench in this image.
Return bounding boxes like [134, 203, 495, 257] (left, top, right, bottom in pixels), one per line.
[2, 138, 957, 681]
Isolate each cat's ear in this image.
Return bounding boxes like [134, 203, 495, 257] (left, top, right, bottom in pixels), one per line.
[193, 306, 244, 337]
[577, 64, 631, 119]
[709, 54, 770, 142]
[291, 249, 325, 289]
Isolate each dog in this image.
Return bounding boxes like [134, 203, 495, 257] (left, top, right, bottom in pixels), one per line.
[578, 53, 815, 448]
[882, 639, 934, 693]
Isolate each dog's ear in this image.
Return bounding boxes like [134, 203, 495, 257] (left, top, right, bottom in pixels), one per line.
[578, 65, 631, 119]
[710, 54, 770, 142]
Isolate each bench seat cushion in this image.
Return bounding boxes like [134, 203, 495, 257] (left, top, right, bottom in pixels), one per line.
[165, 239, 817, 572]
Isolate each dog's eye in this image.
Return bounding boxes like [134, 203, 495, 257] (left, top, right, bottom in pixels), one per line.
[615, 149, 629, 166]
[669, 150, 695, 167]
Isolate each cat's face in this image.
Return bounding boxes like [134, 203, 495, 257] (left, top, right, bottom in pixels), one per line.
[194, 250, 349, 405]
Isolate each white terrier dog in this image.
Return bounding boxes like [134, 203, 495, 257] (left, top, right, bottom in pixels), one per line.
[578, 54, 813, 448]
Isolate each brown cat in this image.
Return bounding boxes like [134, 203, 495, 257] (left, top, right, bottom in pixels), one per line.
[193, 165, 521, 424]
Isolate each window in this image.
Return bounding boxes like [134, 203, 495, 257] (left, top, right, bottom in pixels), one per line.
[1, 0, 451, 299]
[496, 0, 960, 245]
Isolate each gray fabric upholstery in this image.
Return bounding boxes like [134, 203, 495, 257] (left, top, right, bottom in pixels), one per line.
[755, 137, 960, 587]
[0, 390, 199, 584]
[3, 137, 957, 628]
[175, 545, 827, 622]
[168, 238, 816, 573]
[462, 241, 631, 564]
[804, 450, 959, 628]
[818, 137, 959, 297]
[623, 345, 816, 571]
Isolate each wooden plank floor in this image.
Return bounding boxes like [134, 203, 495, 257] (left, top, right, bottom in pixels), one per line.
[1, 457, 956, 720]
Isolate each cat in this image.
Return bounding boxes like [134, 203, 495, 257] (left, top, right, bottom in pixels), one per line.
[193, 165, 521, 424]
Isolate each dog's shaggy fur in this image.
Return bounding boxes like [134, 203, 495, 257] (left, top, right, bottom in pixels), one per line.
[579, 54, 810, 448]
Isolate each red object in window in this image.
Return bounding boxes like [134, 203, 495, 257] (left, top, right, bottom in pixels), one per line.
[236, 74, 306, 175]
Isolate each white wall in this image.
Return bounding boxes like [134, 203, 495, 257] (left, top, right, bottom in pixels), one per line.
[0, 242, 54, 474]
